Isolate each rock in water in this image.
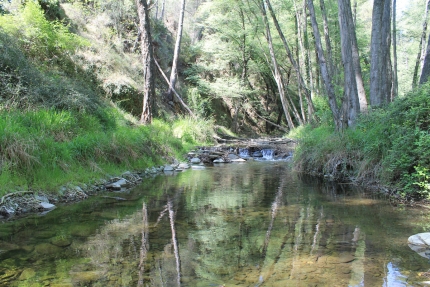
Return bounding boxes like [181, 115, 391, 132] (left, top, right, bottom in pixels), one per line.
[408, 233, 430, 258]
[227, 153, 240, 160]
[39, 202, 56, 210]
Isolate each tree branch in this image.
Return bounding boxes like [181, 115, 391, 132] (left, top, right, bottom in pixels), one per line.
[154, 58, 197, 119]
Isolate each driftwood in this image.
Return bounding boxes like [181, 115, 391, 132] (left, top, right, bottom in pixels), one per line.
[0, 191, 34, 205]
[253, 112, 289, 132]
[154, 59, 197, 119]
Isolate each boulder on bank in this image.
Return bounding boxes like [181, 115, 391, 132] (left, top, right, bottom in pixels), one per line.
[178, 163, 190, 169]
[408, 233, 430, 258]
[105, 178, 130, 190]
[163, 165, 174, 172]
[39, 202, 56, 210]
[190, 158, 201, 164]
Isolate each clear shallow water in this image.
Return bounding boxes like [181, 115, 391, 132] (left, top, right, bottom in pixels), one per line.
[1, 161, 430, 286]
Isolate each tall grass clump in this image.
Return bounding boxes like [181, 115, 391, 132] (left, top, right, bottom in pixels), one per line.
[172, 117, 215, 147]
[294, 83, 430, 199]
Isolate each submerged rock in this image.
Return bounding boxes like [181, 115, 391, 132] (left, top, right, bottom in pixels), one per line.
[50, 237, 72, 248]
[18, 268, 36, 281]
[227, 153, 240, 160]
[252, 151, 263, 157]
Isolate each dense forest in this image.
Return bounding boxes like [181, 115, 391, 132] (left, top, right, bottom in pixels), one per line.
[1, 0, 430, 199]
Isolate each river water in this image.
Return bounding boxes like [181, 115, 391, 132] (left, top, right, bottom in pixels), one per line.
[1, 161, 430, 286]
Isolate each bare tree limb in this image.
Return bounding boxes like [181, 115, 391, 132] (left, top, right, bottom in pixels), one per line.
[154, 58, 197, 119]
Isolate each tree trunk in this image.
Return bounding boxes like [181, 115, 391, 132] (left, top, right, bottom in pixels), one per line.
[160, 0, 165, 20]
[346, 0, 368, 113]
[369, 0, 392, 107]
[136, 0, 155, 124]
[302, 1, 314, 98]
[420, 34, 430, 84]
[265, 0, 315, 123]
[167, 0, 186, 102]
[353, 0, 357, 26]
[392, 0, 398, 101]
[261, 0, 295, 130]
[319, 0, 334, 76]
[338, 0, 359, 127]
[307, 0, 342, 130]
[413, 0, 430, 88]
[382, 0, 393, 104]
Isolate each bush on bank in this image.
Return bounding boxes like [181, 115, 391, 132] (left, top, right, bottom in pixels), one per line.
[293, 83, 430, 200]
[0, 108, 214, 196]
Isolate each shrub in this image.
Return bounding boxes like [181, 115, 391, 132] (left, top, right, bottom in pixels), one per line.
[0, 1, 88, 62]
[293, 83, 430, 199]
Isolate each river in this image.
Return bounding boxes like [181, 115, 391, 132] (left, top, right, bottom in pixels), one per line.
[0, 160, 429, 286]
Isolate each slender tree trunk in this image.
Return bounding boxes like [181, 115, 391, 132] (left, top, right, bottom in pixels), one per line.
[261, 0, 295, 130]
[160, 0, 165, 20]
[413, 0, 430, 88]
[338, 0, 359, 127]
[369, 0, 392, 107]
[420, 34, 430, 84]
[383, 0, 393, 104]
[392, 0, 398, 100]
[265, 0, 315, 123]
[302, 1, 314, 96]
[319, 0, 334, 76]
[136, 0, 155, 124]
[294, 0, 307, 85]
[353, 0, 357, 26]
[347, 0, 368, 113]
[234, 4, 249, 133]
[167, 0, 186, 102]
[307, 0, 342, 130]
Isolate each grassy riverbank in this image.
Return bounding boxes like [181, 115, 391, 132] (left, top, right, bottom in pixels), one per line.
[0, 2, 218, 197]
[0, 108, 214, 196]
[292, 83, 430, 200]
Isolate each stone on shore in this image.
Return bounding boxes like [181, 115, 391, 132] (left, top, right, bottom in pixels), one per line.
[39, 202, 56, 210]
[163, 165, 174, 172]
[408, 233, 430, 258]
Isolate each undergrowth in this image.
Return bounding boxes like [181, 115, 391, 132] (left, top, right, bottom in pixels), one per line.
[293, 83, 430, 199]
[0, 108, 214, 196]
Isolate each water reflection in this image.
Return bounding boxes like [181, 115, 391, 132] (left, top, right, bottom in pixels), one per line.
[383, 262, 410, 287]
[1, 161, 430, 286]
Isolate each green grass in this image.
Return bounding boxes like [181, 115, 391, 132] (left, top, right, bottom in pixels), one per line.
[0, 108, 214, 196]
[293, 83, 430, 199]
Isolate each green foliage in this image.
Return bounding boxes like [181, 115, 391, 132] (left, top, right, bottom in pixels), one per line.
[294, 83, 430, 199]
[172, 117, 215, 145]
[0, 1, 88, 62]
